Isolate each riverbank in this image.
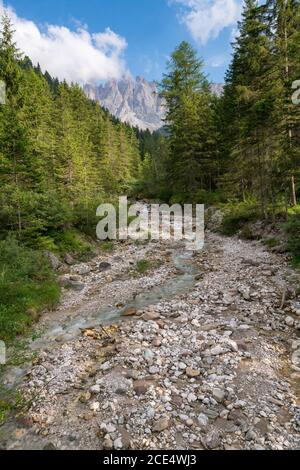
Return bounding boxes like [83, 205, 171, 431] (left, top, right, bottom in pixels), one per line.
[1, 230, 300, 450]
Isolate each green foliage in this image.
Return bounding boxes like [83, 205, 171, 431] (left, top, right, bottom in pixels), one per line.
[0, 237, 60, 341]
[263, 238, 279, 248]
[285, 210, 300, 264]
[136, 259, 152, 274]
[220, 202, 259, 236]
[100, 241, 115, 252]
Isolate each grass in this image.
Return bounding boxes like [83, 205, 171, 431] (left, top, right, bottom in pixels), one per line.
[136, 259, 152, 274]
[0, 385, 25, 427]
[284, 205, 300, 267]
[0, 237, 60, 342]
[263, 238, 279, 248]
[219, 201, 260, 237]
[100, 241, 115, 252]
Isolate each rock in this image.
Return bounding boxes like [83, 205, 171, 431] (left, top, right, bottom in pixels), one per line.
[203, 408, 219, 420]
[119, 428, 132, 450]
[114, 438, 123, 450]
[133, 379, 153, 396]
[285, 316, 294, 326]
[143, 311, 161, 321]
[152, 337, 162, 347]
[186, 367, 200, 378]
[90, 402, 100, 412]
[291, 349, 300, 367]
[205, 431, 221, 449]
[73, 264, 90, 275]
[209, 345, 226, 356]
[153, 417, 170, 433]
[98, 262, 112, 272]
[122, 307, 137, 317]
[103, 436, 113, 450]
[63, 279, 85, 291]
[212, 388, 226, 403]
[44, 251, 61, 271]
[90, 385, 101, 394]
[198, 413, 209, 428]
[246, 429, 258, 441]
[239, 287, 251, 301]
[149, 366, 159, 375]
[106, 423, 117, 434]
[65, 253, 75, 265]
[187, 393, 197, 403]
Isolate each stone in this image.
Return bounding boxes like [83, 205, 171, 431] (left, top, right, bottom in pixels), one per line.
[44, 251, 61, 271]
[209, 345, 225, 356]
[103, 436, 113, 450]
[90, 385, 100, 394]
[64, 253, 75, 265]
[246, 429, 258, 442]
[106, 423, 117, 434]
[90, 402, 100, 412]
[73, 264, 90, 275]
[152, 337, 162, 347]
[187, 393, 197, 403]
[114, 438, 123, 450]
[212, 388, 226, 403]
[63, 279, 85, 291]
[99, 262, 112, 272]
[186, 367, 200, 378]
[133, 380, 153, 396]
[143, 311, 161, 321]
[198, 413, 209, 428]
[285, 316, 294, 326]
[205, 431, 221, 449]
[153, 417, 170, 433]
[122, 307, 137, 317]
[291, 349, 300, 367]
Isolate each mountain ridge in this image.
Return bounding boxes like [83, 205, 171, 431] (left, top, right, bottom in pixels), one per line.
[84, 77, 224, 131]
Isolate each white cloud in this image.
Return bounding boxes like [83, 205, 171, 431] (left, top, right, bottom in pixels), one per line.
[208, 53, 229, 67]
[171, 0, 242, 44]
[0, 3, 128, 83]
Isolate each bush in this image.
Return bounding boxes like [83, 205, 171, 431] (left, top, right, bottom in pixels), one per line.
[285, 210, 300, 265]
[219, 202, 259, 236]
[0, 237, 60, 341]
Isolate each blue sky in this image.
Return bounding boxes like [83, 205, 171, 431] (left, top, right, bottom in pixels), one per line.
[2, 0, 243, 83]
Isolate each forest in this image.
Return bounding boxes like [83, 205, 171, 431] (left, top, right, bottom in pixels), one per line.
[0, 0, 300, 341]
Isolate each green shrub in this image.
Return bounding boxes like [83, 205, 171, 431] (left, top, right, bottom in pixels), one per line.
[136, 259, 152, 274]
[0, 237, 60, 341]
[219, 202, 259, 236]
[285, 212, 300, 265]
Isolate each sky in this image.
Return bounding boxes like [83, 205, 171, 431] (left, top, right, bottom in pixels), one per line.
[0, 0, 244, 84]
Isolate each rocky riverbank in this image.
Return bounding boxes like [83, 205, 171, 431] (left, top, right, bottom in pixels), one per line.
[1, 231, 300, 450]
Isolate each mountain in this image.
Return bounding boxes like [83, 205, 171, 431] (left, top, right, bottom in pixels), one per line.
[210, 83, 224, 97]
[84, 76, 165, 131]
[84, 77, 224, 131]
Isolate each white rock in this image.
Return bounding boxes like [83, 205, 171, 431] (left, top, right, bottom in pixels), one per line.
[90, 402, 100, 412]
[114, 438, 123, 450]
[90, 385, 100, 394]
[187, 393, 197, 403]
[198, 413, 209, 428]
[285, 316, 294, 326]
